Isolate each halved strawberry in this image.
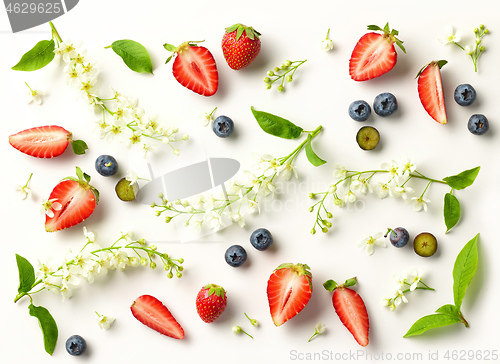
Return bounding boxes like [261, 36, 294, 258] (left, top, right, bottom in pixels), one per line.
[324, 277, 369, 347]
[417, 60, 448, 124]
[349, 23, 405, 81]
[131, 294, 185, 339]
[267, 263, 313, 326]
[9, 125, 87, 158]
[44, 167, 99, 232]
[163, 41, 218, 96]
[222, 23, 261, 70]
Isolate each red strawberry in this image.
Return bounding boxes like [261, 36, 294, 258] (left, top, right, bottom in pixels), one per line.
[195, 284, 227, 323]
[349, 23, 405, 81]
[44, 167, 99, 232]
[417, 60, 448, 124]
[222, 23, 261, 70]
[267, 263, 313, 326]
[8, 125, 87, 158]
[163, 41, 218, 96]
[131, 294, 185, 339]
[323, 277, 369, 347]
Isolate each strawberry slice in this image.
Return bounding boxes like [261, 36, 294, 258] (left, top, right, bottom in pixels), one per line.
[44, 167, 99, 232]
[164, 41, 218, 96]
[267, 263, 313, 326]
[131, 294, 185, 339]
[417, 60, 448, 124]
[9, 125, 87, 158]
[324, 278, 369, 346]
[349, 23, 405, 81]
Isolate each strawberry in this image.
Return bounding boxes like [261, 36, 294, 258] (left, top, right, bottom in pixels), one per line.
[131, 294, 185, 339]
[267, 263, 313, 326]
[417, 60, 448, 124]
[195, 284, 227, 323]
[44, 167, 99, 232]
[349, 23, 405, 81]
[323, 277, 369, 347]
[9, 125, 87, 158]
[163, 41, 218, 96]
[221, 23, 261, 70]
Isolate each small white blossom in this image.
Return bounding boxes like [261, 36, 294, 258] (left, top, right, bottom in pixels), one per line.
[411, 196, 431, 212]
[375, 182, 390, 199]
[394, 289, 409, 306]
[351, 178, 370, 195]
[125, 170, 139, 185]
[344, 190, 356, 204]
[391, 185, 414, 200]
[440, 25, 461, 45]
[333, 164, 348, 180]
[464, 45, 474, 55]
[97, 313, 115, 330]
[407, 267, 425, 291]
[15, 173, 32, 200]
[358, 232, 386, 256]
[279, 163, 298, 181]
[26, 84, 45, 105]
[41, 198, 62, 218]
[321, 29, 334, 51]
[83, 226, 95, 243]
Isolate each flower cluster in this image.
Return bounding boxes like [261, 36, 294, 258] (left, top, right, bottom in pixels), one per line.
[17, 227, 184, 302]
[263, 59, 307, 92]
[382, 268, 434, 311]
[49, 23, 187, 157]
[440, 24, 489, 72]
[308, 158, 445, 234]
[152, 152, 299, 233]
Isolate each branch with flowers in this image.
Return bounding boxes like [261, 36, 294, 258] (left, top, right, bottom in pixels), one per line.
[382, 268, 434, 311]
[152, 107, 326, 232]
[14, 228, 184, 355]
[308, 158, 480, 234]
[440, 24, 490, 72]
[11, 22, 188, 158]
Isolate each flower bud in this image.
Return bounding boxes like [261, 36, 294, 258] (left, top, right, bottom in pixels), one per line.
[479, 46, 485, 52]
[165, 216, 172, 223]
[263, 77, 271, 83]
[155, 211, 161, 217]
[176, 272, 182, 278]
[285, 75, 293, 83]
[277, 85, 285, 92]
[322, 227, 328, 233]
[309, 192, 316, 199]
[273, 66, 280, 72]
[178, 266, 184, 272]
[150, 261, 157, 269]
[178, 258, 184, 264]
[140, 257, 148, 266]
[158, 192, 164, 199]
[285, 60, 292, 66]
[310, 228, 316, 235]
[150, 202, 156, 208]
[326, 212, 333, 219]
[267, 70, 275, 76]
[167, 272, 173, 279]
[308, 206, 314, 212]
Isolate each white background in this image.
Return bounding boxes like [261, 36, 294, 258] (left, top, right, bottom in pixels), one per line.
[0, 0, 498, 363]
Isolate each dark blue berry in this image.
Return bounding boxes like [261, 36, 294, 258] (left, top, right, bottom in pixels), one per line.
[454, 84, 476, 106]
[66, 335, 87, 356]
[250, 228, 273, 251]
[95, 155, 119, 176]
[213, 116, 234, 138]
[224, 245, 247, 267]
[385, 227, 410, 248]
[467, 114, 489, 135]
[348, 100, 371, 121]
[373, 92, 398, 117]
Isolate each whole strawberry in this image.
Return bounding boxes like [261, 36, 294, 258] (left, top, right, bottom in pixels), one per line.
[196, 284, 227, 323]
[222, 23, 261, 70]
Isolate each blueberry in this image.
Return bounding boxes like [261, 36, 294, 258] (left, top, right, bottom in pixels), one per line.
[385, 227, 409, 248]
[373, 92, 398, 117]
[468, 114, 489, 135]
[250, 228, 273, 251]
[454, 84, 476, 106]
[66, 335, 87, 356]
[348, 100, 371, 121]
[213, 116, 234, 138]
[95, 155, 118, 176]
[224, 245, 247, 267]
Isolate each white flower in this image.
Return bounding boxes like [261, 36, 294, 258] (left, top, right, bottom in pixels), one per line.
[375, 182, 390, 199]
[321, 29, 333, 51]
[204, 210, 223, 230]
[440, 25, 461, 45]
[54, 39, 80, 63]
[83, 226, 95, 243]
[464, 45, 474, 55]
[125, 170, 139, 185]
[120, 231, 134, 242]
[351, 178, 370, 194]
[15, 173, 32, 200]
[411, 196, 431, 212]
[397, 158, 416, 178]
[26, 85, 45, 105]
[333, 164, 348, 180]
[382, 160, 399, 177]
[97, 313, 115, 330]
[382, 298, 392, 307]
[202, 107, 217, 126]
[41, 198, 62, 218]
[394, 289, 409, 306]
[230, 212, 245, 228]
[358, 232, 386, 256]
[279, 163, 298, 181]
[407, 267, 425, 291]
[344, 190, 356, 204]
[393, 272, 407, 289]
[391, 185, 414, 200]
[190, 220, 203, 234]
[247, 199, 260, 214]
[315, 322, 326, 334]
[328, 184, 337, 194]
[261, 180, 276, 196]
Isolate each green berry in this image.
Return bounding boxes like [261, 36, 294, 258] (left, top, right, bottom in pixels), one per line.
[413, 232, 438, 257]
[115, 178, 138, 201]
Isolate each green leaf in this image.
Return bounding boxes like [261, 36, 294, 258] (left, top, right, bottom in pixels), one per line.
[443, 166, 480, 190]
[437, 60, 448, 69]
[323, 279, 338, 292]
[111, 40, 153, 74]
[236, 26, 245, 41]
[403, 313, 462, 338]
[15, 254, 35, 294]
[444, 193, 460, 233]
[71, 140, 88, 155]
[436, 304, 461, 316]
[250, 107, 303, 139]
[305, 134, 327, 167]
[163, 43, 177, 52]
[75, 166, 84, 180]
[453, 234, 479, 309]
[367, 25, 384, 32]
[28, 304, 58, 355]
[12, 40, 55, 71]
